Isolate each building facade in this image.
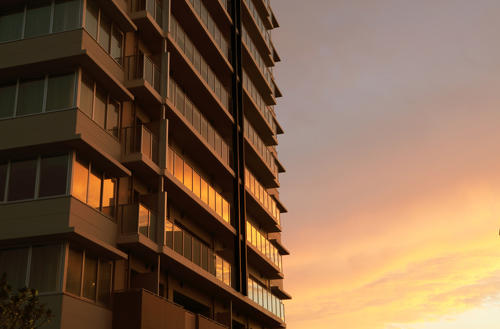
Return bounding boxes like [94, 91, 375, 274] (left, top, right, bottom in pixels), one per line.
[0, 0, 289, 328]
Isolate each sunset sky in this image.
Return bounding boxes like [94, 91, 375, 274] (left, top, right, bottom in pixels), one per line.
[272, 1, 500, 328]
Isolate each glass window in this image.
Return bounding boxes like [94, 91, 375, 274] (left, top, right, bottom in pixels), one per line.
[83, 254, 97, 300]
[85, 0, 99, 39]
[25, 0, 51, 38]
[80, 73, 94, 118]
[173, 225, 183, 254]
[208, 186, 215, 210]
[215, 256, 222, 281]
[223, 261, 230, 285]
[0, 163, 6, 201]
[183, 233, 192, 260]
[138, 204, 150, 236]
[222, 200, 229, 223]
[46, 74, 75, 111]
[106, 99, 119, 137]
[39, 155, 68, 198]
[0, 248, 29, 289]
[192, 172, 200, 198]
[215, 192, 222, 217]
[88, 168, 102, 209]
[97, 259, 112, 305]
[0, 82, 16, 119]
[200, 178, 208, 204]
[17, 78, 44, 116]
[167, 149, 173, 174]
[94, 88, 107, 128]
[174, 153, 183, 182]
[110, 28, 123, 64]
[30, 245, 61, 292]
[72, 158, 89, 203]
[192, 239, 201, 266]
[53, 0, 80, 33]
[7, 159, 37, 201]
[183, 162, 192, 191]
[201, 244, 208, 271]
[102, 178, 116, 217]
[165, 221, 173, 248]
[0, 8, 24, 42]
[98, 14, 111, 52]
[66, 247, 83, 295]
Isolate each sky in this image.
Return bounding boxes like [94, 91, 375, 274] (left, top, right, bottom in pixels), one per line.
[272, 0, 500, 328]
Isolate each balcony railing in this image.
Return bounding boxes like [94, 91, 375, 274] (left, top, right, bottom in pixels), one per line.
[124, 54, 161, 93]
[245, 168, 280, 224]
[164, 218, 232, 287]
[131, 0, 163, 26]
[118, 203, 158, 243]
[248, 277, 285, 321]
[121, 124, 160, 165]
[247, 220, 282, 271]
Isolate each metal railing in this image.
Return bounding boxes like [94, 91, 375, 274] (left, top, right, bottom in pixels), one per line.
[131, 0, 163, 26]
[121, 124, 159, 165]
[124, 54, 161, 93]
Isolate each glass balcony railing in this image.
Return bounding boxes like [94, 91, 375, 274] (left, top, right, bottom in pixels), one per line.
[121, 125, 160, 165]
[244, 118, 278, 177]
[246, 220, 282, 270]
[124, 54, 161, 94]
[245, 168, 280, 224]
[242, 25, 272, 87]
[169, 77, 232, 167]
[242, 70, 277, 135]
[118, 203, 158, 243]
[187, 0, 230, 60]
[131, 0, 163, 27]
[167, 147, 231, 225]
[248, 277, 285, 321]
[242, 0, 271, 50]
[164, 218, 232, 287]
[170, 16, 231, 111]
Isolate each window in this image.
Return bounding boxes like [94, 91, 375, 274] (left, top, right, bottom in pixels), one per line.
[94, 88, 107, 128]
[98, 14, 111, 52]
[0, 248, 29, 289]
[80, 73, 94, 118]
[88, 168, 102, 209]
[72, 158, 89, 203]
[17, 78, 44, 116]
[0, 82, 16, 119]
[66, 247, 83, 295]
[84, 0, 123, 64]
[0, 163, 6, 201]
[71, 157, 117, 217]
[38, 155, 68, 198]
[24, 0, 51, 38]
[46, 74, 75, 111]
[85, 0, 99, 39]
[66, 246, 113, 306]
[7, 159, 37, 201]
[29, 245, 62, 292]
[80, 74, 121, 137]
[0, 7, 23, 42]
[83, 254, 97, 300]
[0, 245, 62, 293]
[53, 0, 80, 32]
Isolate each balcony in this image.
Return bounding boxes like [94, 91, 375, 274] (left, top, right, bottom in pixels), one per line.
[113, 289, 228, 329]
[121, 124, 161, 183]
[130, 0, 164, 51]
[117, 201, 161, 254]
[124, 54, 163, 116]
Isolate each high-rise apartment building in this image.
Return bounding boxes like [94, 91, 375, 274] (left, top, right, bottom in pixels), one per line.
[0, 0, 289, 328]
